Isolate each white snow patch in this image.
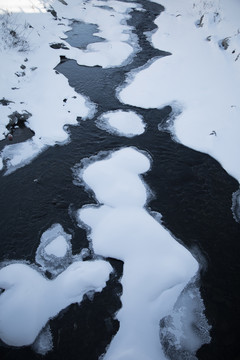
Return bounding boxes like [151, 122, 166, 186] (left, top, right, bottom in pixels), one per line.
[76, 147, 206, 360]
[0, 260, 112, 347]
[0, 0, 94, 173]
[48, 0, 142, 68]
[0, 0, 142, 173]
[96, 110, 145, 137]
[45, 235, 69, 257]
[119, 0, 240, 183]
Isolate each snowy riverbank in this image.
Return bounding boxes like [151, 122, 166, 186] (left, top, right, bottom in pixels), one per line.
[120, 0, 240, 183]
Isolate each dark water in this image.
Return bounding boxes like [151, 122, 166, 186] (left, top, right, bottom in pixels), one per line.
[64, 21, 103, 49]
[0, 1, 240, 360]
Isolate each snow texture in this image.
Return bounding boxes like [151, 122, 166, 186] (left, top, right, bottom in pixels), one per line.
[119, 0, 240, 183]
[96, 110, 146, 137]
[0, 0, 140, 174]
[0, 260, 112, 347]
[76, 147, 208, 360]
[45, 236, 69, 257]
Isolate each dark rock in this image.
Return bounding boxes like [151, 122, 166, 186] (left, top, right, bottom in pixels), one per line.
[6, 110, 32, 131]
[15, 71, 25, 77]
[50, 42, 69, 50]
[0, 98, 14, 106]
[219, 37, 230, 50]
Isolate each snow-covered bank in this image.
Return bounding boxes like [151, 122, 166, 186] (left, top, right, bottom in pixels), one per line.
[77, 147, 210, 359]
[119, 0, 240, 183]
[0, 0, 141, 174]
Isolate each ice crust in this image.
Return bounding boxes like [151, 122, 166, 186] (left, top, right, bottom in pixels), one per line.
[119, 0, 240, 183]
[76, 147, 209, 360]
[96, 110, 146, 137]
[160, 279, 211, 359]
[35, 224, 72, 276]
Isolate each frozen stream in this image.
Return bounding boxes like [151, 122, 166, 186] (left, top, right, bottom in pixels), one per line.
[0, 1, 240, 360]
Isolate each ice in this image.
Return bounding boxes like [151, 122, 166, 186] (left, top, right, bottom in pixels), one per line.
[0, 260, 112, 347]
[160, 279, 211, 360]
[77, 147, 203, 360]
[119, 0, 240, 183]
[232, 188, 240, 223]
[32, 325, 53, 355]
[96, 110, 146, 137]
[35, 223, 72, 276]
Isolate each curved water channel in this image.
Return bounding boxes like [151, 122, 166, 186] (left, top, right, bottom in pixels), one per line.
[0, 1, 240, 359]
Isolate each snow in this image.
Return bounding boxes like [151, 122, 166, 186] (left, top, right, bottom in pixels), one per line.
[0, 260, 112, 347]
[76, 147, 207, 360]
[45, 235, 69, 257]
[96, 110, 146, 137]
[0, 0, 140, 174]
[119, 0, 240, 183]
[51, 0, 141, 68]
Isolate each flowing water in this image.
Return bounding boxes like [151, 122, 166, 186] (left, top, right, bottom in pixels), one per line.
[0, 1, 240, 359]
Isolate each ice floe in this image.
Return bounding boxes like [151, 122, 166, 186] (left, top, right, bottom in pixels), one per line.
[119, 0, 240, 183]
[76, 147, 210, 360]
[0, 259, 112, 347]
[35, 223, 72, 276]
[96, 110, 145, 137]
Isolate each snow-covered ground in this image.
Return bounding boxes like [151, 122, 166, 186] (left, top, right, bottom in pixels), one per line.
[119, 0, 240, 183]
[0, 0, 140, 173]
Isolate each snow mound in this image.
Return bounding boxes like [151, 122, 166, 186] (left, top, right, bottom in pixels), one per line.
[0, 260, 112, 347]
[96, 110, 145, 137]
[75, 147, 209, 360]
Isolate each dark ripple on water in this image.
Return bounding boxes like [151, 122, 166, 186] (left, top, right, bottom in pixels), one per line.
[0, 1, 240, 359]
